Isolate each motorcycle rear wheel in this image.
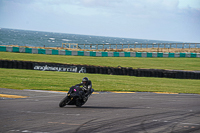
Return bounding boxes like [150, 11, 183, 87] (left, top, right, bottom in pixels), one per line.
[76, 99, 84, 107]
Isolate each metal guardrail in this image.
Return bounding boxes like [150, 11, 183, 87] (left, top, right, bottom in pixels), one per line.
[62, 43, 78, 48]
[62, 43, 200, 50]
[1, 46, 199, 57]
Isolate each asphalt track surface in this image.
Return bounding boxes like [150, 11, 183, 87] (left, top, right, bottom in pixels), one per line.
[1, 88, 200, 133]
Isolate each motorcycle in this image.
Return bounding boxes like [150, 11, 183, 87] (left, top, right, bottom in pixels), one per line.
[59, 86, 92, 107]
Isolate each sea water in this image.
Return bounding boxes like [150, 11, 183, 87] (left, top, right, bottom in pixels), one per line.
[0, 28, 198, 49]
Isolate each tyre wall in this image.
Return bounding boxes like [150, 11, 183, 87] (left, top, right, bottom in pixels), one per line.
[0, 60, 199, 79]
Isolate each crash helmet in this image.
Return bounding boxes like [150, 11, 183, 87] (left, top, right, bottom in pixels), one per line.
[82, 77, 89, 85]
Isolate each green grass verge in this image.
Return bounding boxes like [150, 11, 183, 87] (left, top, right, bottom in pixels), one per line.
[0, 68, 199, 94]
[0, 52, 200, 71]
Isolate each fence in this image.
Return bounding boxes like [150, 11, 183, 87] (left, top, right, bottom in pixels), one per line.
[1, 46, 200, 58]
[62, 43, 200, 50]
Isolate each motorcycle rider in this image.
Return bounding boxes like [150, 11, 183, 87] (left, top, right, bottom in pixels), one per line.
[61, 77, 93, 107]
[75, 77, 94, 98]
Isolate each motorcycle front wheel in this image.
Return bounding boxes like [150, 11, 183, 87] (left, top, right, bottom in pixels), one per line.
[59, 96, 70, 107]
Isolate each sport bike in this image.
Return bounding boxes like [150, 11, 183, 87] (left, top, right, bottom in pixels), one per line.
[59, 86, 92, 107]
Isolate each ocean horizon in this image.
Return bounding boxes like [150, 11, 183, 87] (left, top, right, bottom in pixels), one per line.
[1, 28, 198, 49]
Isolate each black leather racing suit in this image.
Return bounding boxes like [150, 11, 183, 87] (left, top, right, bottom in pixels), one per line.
[75, 80, 92, 97]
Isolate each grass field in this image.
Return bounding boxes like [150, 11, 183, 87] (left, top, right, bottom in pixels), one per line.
[0, 52, 199, 94]
[0, 68, 200, 94]
[0, 52, 200, 71]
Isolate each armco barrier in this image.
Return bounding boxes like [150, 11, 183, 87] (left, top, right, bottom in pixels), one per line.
[0, 46, 6, 52]
[0, 46, 200, 58]
[0, 59, 199, 79]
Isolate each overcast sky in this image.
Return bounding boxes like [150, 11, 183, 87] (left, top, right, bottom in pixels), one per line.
[0, 0, 200, 42]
